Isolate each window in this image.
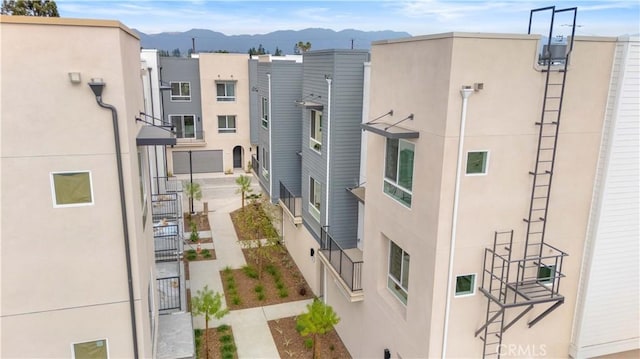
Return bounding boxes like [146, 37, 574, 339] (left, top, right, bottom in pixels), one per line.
[217, 81, 236, 101]
[309, 177, 321, 221]
[537, 264, 556, 285]
[170, 81, 190, 101]
[455, 274, 476, 297]
[310, 110, 322, 152]
[466, 151, 488, 175]
[384, 138, 414, 207]
[218, 115, 236, 133]
[170, 115, 196, 139]
[50, 171, 93, 207]
[261, 97, 269, 128]
[388, 240, 410, 305]
[261, 147, 269, 180]
[72, 339, 108, 359]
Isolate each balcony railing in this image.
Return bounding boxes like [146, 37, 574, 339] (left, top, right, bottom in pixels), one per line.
[175, 130, 205, 143]
[279, 181, 302, 224]
[320, 226, 363, 292]
[151, 193, 181, 221]
[153, 176, 183, 194]
[157, 276, 181, 312]
[152, 193, 183, 262]
[251, 155, 259, 175]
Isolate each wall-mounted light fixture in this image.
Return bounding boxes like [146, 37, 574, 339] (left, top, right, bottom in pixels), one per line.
[68, 72, 81, 84]
[384, 348, 391, 359]
[310, 248, 315, 257]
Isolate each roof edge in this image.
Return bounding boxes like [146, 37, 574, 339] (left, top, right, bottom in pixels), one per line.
[0, 15, 139, 40]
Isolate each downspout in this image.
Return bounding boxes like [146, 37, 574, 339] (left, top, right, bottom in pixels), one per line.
[324, 77, 332, 227]
[441, 87, 474, 359]
[267, 73, 273, 198]
[148, 67, 160, 193]
[88, 80, 139, 359]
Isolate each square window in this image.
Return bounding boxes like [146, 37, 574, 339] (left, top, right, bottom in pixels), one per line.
[383, 138, 414, 207]
[309, 177, 321, 222]
[51, 171, 93, 207]
[170, 81, 190, 101]
[387, 240, 410, 305]
[537, 264, 556, 284]
[309, 110, 322, 152]
[217, 82, 236, 102]
[218, 115, 237, 133]
[466, 151, 488, 175]
[170, 115, 197, 139]
[261, 97, 269, 128]
[455, 274, 476, 297]
[72, 339, 108, 359]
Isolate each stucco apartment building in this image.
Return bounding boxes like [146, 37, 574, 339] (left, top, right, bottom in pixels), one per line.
[1, 16, 188, 359]
[267, 10, 638, 359]
[162, 53, 251, 175]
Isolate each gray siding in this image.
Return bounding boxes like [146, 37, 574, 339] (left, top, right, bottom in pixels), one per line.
[159, 57, 203, 136]
[249, 59, 259, 144]
[300, 50, 368, 246]
[255, 63, 271, 192]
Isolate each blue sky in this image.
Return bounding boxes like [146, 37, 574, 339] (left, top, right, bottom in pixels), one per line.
[56, 0, 639, 36]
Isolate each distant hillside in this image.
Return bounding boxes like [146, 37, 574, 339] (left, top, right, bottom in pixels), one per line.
[136, 28, 411, 55]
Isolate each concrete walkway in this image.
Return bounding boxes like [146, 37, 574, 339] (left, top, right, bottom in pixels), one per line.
[187, 172, 312, 358]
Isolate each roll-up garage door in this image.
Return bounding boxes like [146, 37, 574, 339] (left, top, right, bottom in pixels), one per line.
[172, 150, 223, 174]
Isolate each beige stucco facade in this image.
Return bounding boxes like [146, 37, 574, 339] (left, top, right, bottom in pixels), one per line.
[1, 16, 156, 358]
[318, 33, 617, 358]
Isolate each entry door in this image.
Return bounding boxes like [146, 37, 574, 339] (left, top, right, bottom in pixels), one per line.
[233, 146, 242, 168]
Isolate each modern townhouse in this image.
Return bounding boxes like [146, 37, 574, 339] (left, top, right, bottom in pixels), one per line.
[323, 9, 637, 359]
[274, 50, 370, 302]
[1, 16, 190, 359]
[250, 54, 303, 203]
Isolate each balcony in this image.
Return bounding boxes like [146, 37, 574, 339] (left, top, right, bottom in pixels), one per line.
[279, 181, 302, 225]
[319, 226, 363, 302]
[151, 193, 183, 263]
[174, 130, 205, 146]
[153, 176, 183, 194]
[251, 155, 259, 175]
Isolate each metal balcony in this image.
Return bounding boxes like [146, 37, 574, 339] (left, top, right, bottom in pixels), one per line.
[319, 226, 363, 302]
[279, 181, 302, 224]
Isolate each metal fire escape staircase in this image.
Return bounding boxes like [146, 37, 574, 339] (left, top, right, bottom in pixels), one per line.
[475, 7, 576, 358]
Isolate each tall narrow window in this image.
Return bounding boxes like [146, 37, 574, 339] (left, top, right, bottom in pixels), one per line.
[217, 81, 236, 101]
[170, 81, 190, 101]
[384, 138, 414, 207]
[51, 171, 94, 207]
[309, 177, 321, 222]
[262, 147, 269, 180]
[310, 110, 322, 152]
[261, 97, 269, 128]
[388, 240, 410, 304]
[170, 115, 196, 139]
[218, 115, 237, 133]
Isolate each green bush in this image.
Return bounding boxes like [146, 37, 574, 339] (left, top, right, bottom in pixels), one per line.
[226, 282, 236, 290]
[276, 282, 285, 290]
[216, 324, 230, 332]
[223, 266, 232, 275]
[304, 338, 314, 349]
[254, 284, 264, 293]
[257, 292, 265, 301]
[266, 264, 278, 276]
[186, 250, 197, 261]
[221, 344, 236, 352]
[232, 296, 241, 305]
[201, 249, 212, 258]
[242, 265, 259, 279]
[278, 288, 289, 298]
[220, 334, 233, 343]
[221, 352, 234, 359]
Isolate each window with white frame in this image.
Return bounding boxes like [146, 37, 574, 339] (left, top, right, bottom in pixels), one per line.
[50, 171, 94, 207]
[170, 115, 196, 139]
[455, 274, 476, 297]
[261, 147, 269, 180]
[466, 151, 489, 175]
[384, 138, 414, 207]
[218, 115, 237, 133]
[72, 339, 108, 359]
[261, 96, 269, 128]
[217, 81, 236, 101]
[310, 110, 322, 152]
[388, 240, 410, 305]
[170, 81, 190, 101]
[309, 177, 321, 221]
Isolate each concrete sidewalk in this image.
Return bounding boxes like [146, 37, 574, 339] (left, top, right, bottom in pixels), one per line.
[187, 172, 311, 358]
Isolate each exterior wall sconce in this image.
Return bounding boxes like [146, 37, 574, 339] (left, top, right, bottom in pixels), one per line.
[310, 248, 315, 257]
[68, 72, 81, 84]
[384, 348, 391, 359]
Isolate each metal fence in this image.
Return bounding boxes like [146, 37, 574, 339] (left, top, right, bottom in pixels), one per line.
[320, 227, 363, 291]
[251, 155, 259, 175]
[153, 176, 183, 193]
[279, 181, 301, 217]
[157, 276, 181, 312]
[151, 193, 181, 221]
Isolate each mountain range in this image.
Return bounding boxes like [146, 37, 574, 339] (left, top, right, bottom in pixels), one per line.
[136, 28, 412, 55]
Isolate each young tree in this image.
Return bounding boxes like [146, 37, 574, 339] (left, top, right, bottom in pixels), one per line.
[172, 48, 181, 57]
[235, 175, 253, 209]
[184, 181, 202, 215]
[274, 47, 283, 56]
[1, 0, 59, 16]
[191, 286, 229, 359]
[158, 49, 170, 57]
[297, 300, 340, 359]
[294, 41, 312, 54]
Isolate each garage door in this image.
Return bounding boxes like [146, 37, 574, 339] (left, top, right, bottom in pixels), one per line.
[172, 150, 223, 174]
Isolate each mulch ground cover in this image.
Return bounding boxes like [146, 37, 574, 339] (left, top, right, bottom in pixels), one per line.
[196, 325, 238, 359]
[268, 316, 352, 359]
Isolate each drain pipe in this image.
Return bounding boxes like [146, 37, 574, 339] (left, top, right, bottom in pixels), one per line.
[324, 76, 332, 227]
[88, 79, 139, 359]
[441, 86, 474, 359]
[267, 73, 273, 198]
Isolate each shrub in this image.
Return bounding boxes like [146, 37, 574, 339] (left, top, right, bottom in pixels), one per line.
[186, 250, 197, 261]
[257, 292, 265, 301]
[223, 266, 232, 275]
[216, 324, 230, 332]
[254, 284, 264, 293]
[304, 338, 314, 349]
[232, 296, 241, 305]
[222, 352, 234, 359]
[220, 334, 233, 343]
[266, 264, 278, 276]
[221, 344, 236, 352]
[201, 249, 211, 258]
[278, 288, 289, 298]
[276, 282, 285, 290]
[242, 265, 259, 279]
